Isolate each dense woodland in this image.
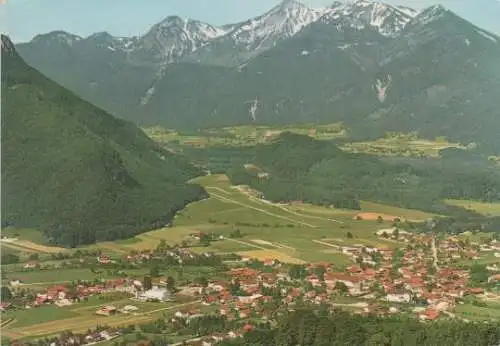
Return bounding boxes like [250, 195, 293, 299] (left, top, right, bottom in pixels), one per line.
[226, 133, 500, 215]
[1, 36, 207, 247]
[218, 308, 500, 346]
[7, 308, 499, 346]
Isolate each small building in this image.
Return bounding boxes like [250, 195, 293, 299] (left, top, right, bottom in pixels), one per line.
[419, 308, 440, 321]
[97, 256, 112, 264]
[96, 305, 117, 316]
[138, 286, 171, 302]
[386, 292, 411, 303]
[0, 302, 12, 311]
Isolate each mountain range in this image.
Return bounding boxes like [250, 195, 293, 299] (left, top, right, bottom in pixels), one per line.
[15, 0, 500, 153]
[1, 35, 206, 247]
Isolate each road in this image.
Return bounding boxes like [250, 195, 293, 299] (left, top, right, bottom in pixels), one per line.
[312, 239, 342, 252]
[431, 236, 440, 271]
[225, 238, 267, 250]
[3, 300, 202, 339]
[16, 280, 72, 287]
[230, 185, 344, 224]
[139, 300, 202, 316]
[206, 188, 317, 228]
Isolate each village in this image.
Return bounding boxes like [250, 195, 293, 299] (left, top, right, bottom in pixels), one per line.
[2, 224, 500, 346]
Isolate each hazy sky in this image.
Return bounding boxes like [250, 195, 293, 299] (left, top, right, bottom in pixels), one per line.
[1, 0, 500, 43]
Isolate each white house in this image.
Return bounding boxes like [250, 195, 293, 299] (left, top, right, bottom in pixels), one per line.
[386, 292, 411, 303]
[138, 286, 170, 302]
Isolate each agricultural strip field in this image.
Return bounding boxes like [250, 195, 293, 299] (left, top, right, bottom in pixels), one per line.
[2, 300, 201, 339]
[0, 228, 67, 254]
[444, 199, 500, 217]
[454, 303, 500, 322]
[3, 173, 432, 266]
[5, 240, 66, 254]
[341, 137, 463, 157]
[5, 268, 149, 284]
[84, 174, 423, 265]
[358, 201, 437, 221]
[237, 250, 306, 264]
[143, 123, 345, 149]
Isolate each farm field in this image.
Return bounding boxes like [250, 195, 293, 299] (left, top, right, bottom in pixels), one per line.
[2, 306, 79, 328]
[143, 125, 460, 160]
[1, 228, 50, 244]
[341, 136, 463, 157]
[82, 174, 430, 264]
[4, 268, 127, 284]
[1, 172, 437, 267]
[0, 228, 67, 254]
[456, 253, 500, 268]
[358, 201, 437, 221]
[143, 123, 346, 149]
[444, 199, 500, 217]
[454, 303, 500, 322]
[2, 299, 200, 339]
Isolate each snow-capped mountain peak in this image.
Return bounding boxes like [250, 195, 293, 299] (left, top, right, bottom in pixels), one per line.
[130, 16, 229, 65]
[277, 0, 310, 11]
[322, 0, 419, 36]
[410, 4, 449, 26]
[152, 16, 228, 41]
[227, 0, 326, 50]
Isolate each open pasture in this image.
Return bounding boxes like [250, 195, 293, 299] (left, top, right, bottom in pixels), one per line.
[99, 174, 411, 264]
[142, 123, 345, 149]
[358, 201, 436, 221]
[444, 199, 500, 217]
[2, 296, 200, 339]
[237, 250, 306, 264]
[341, 136, 463, 158]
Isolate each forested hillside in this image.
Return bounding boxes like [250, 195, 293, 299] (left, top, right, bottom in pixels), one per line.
[1, 35, 207, 247]
[227, 133, 500, 215]
[219, 308, 500, 346]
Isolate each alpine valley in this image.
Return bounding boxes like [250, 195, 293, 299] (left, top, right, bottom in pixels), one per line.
[5, 2, 500, 343]
[15, 0, 500, 155]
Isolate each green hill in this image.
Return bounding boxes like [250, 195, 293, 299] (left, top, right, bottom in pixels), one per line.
[226, 132, 500, 215]
[1, 35, 207, 247]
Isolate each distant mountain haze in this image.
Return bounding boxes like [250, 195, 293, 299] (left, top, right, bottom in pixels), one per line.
[15, 0, 500, 154]
[4, 0, 500, 43]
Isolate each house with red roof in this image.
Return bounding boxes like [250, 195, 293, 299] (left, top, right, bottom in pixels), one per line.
[419, 308, 440, 321]
[97, 256, 111, 264]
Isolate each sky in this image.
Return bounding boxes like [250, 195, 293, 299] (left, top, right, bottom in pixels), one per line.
[1, 0, 499, 43]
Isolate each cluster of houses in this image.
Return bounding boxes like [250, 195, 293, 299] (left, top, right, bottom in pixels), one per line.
[438, 236, 500, 262]
[6, 227, 500, 346]
[15, 277, 173, 312]
[174, 233, 497, 324]
[9, 328, 121, 346]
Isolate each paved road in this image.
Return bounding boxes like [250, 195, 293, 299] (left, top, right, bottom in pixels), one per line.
[140, 300, 202, 316]
[230, 185, 344, 224]
[225, 238, 267, 250]
[431, 236, 440, 271]
[206, 188, 317, 228]
[16, 280, 72, 286]
[312, 239, 342, 253]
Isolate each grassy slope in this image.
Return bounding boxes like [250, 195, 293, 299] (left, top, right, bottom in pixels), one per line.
[444, 199, 500, 217]
[224, 133, 499, 215]
[1, 36, 206, 247]
[88, 174, 426, 264]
